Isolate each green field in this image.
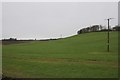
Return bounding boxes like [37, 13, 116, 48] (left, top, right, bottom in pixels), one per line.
[0, 41, 2, 77]
[2, 32, 118, 78]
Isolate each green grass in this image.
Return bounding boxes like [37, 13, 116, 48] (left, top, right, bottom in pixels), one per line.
[3, 32, 118, 78]
[0, 42, 2, 77]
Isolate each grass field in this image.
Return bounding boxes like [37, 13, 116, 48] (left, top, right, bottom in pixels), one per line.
[2, 32, 118, 78]
[0, 41, 2, 77]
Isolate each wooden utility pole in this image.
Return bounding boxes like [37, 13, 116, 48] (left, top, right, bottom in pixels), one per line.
[107, 19, 110, 52]
[106, 18, 114, 52]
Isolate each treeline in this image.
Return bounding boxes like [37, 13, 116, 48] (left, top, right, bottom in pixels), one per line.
[2, 38, 17, 41]
[2, 38, 36, 41]
[2, 38, 59, 41]
[77, 25, 120, 34]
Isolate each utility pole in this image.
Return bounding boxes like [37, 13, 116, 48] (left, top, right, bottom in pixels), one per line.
[107, 18, 110, 52]
[105, 18, 114, 52]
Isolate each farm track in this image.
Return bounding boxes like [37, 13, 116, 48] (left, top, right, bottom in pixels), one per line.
[8, 57, 118, 68]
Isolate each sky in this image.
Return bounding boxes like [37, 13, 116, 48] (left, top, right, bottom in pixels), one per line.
[118, 2, 120, 25]
[2, 2, 118, 40]
[0, 2, 2, 40]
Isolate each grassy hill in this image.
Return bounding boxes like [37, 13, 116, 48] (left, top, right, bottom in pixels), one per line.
[0, 41, 2, 77]
[2, 31, 118, 78]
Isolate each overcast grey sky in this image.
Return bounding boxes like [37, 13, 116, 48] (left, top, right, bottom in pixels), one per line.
[2, 2, 118, 39]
